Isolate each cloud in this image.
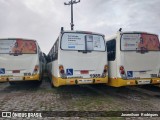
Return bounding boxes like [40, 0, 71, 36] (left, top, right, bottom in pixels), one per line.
[0, 0, 159, 54]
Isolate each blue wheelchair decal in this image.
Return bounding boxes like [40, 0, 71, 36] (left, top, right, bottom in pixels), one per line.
[0, 68, 5, 74]
[127, 71, 133, 77]
[66, 69, 73, 76]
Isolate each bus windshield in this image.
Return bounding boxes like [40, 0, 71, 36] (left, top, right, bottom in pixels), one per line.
[0, 39, 37, 54]
[61, 32, 105, 52]
[121, 33, 160, 51]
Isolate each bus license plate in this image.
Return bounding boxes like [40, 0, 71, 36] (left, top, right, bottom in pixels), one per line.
[9, 77, 22, 81]
[78, 79, 93, 84]
[137, 80, 151, 85]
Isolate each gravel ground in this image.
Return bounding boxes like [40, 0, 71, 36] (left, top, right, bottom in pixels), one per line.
[0, 77, 160, 120]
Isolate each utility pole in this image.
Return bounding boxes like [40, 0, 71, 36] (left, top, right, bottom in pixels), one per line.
[64, 0, 80, 30]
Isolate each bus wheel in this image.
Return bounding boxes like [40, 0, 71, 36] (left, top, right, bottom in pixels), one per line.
[9, 82, 16, 85]
[51, 79, 55, 88]
[37, 74, 43, 85]
[37, 80, 42, 85]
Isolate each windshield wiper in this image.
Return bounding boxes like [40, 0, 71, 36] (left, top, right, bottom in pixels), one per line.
[78, 50, 92, 53]
[9, 53, 22, 56]
[78, 50, 87, 53]
[136, 47, 148, 54]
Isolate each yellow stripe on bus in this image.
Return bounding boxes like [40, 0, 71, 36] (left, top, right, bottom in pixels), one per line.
[51, 75, 108, 87]
[107, 77, 160, 87]
[0, 74, 40, 82]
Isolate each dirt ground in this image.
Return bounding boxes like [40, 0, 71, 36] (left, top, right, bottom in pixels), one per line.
[0, 77, 160, 120]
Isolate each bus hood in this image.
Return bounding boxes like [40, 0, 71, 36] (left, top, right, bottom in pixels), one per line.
[0, 54, 38, 76]
[121, 52, 160, 79]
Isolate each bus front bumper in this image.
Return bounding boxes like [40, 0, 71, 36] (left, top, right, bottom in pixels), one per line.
[52, 76, 108, 87]
[0, 74, 40, 82]
[107, 77, 160, 87]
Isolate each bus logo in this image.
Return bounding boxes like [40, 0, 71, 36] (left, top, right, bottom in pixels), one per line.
[66, 69, 73, 76]
[127, 71, 133, 77]
[0, 68, 5, 74]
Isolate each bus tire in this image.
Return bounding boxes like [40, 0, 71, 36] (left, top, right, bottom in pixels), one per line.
[51, 79, 55, 88]
[9, 82, 16, 85]
[37, 80, 42, 85]
[38, 74, 43, 85]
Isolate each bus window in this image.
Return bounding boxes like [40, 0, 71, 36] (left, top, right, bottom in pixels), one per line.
[121, 33, 160, 51]
[0, 39, 37, 54]
[61, 33, 105, 52]
[107, 39, 116, 61]
[139, 34, 160, 51]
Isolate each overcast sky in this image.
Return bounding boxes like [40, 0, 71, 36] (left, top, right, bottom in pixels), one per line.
[0, 0, 160, 54]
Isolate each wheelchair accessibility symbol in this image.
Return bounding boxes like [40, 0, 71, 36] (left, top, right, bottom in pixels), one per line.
[127, 71, 133, 77]
[66, 69, 73, 76]
[0, 68, 5, 74]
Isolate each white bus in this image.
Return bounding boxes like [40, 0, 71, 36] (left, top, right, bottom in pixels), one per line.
[106, 31, 160, 87]
[47, 30, 108, 87]
[0, 38, 44, 84]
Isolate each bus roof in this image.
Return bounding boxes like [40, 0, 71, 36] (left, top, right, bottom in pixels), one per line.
[0, 38, 36, 42]
[120, 31, 158, 36]
[61, 30, 105, 36]
[105, 31, 159, 41]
